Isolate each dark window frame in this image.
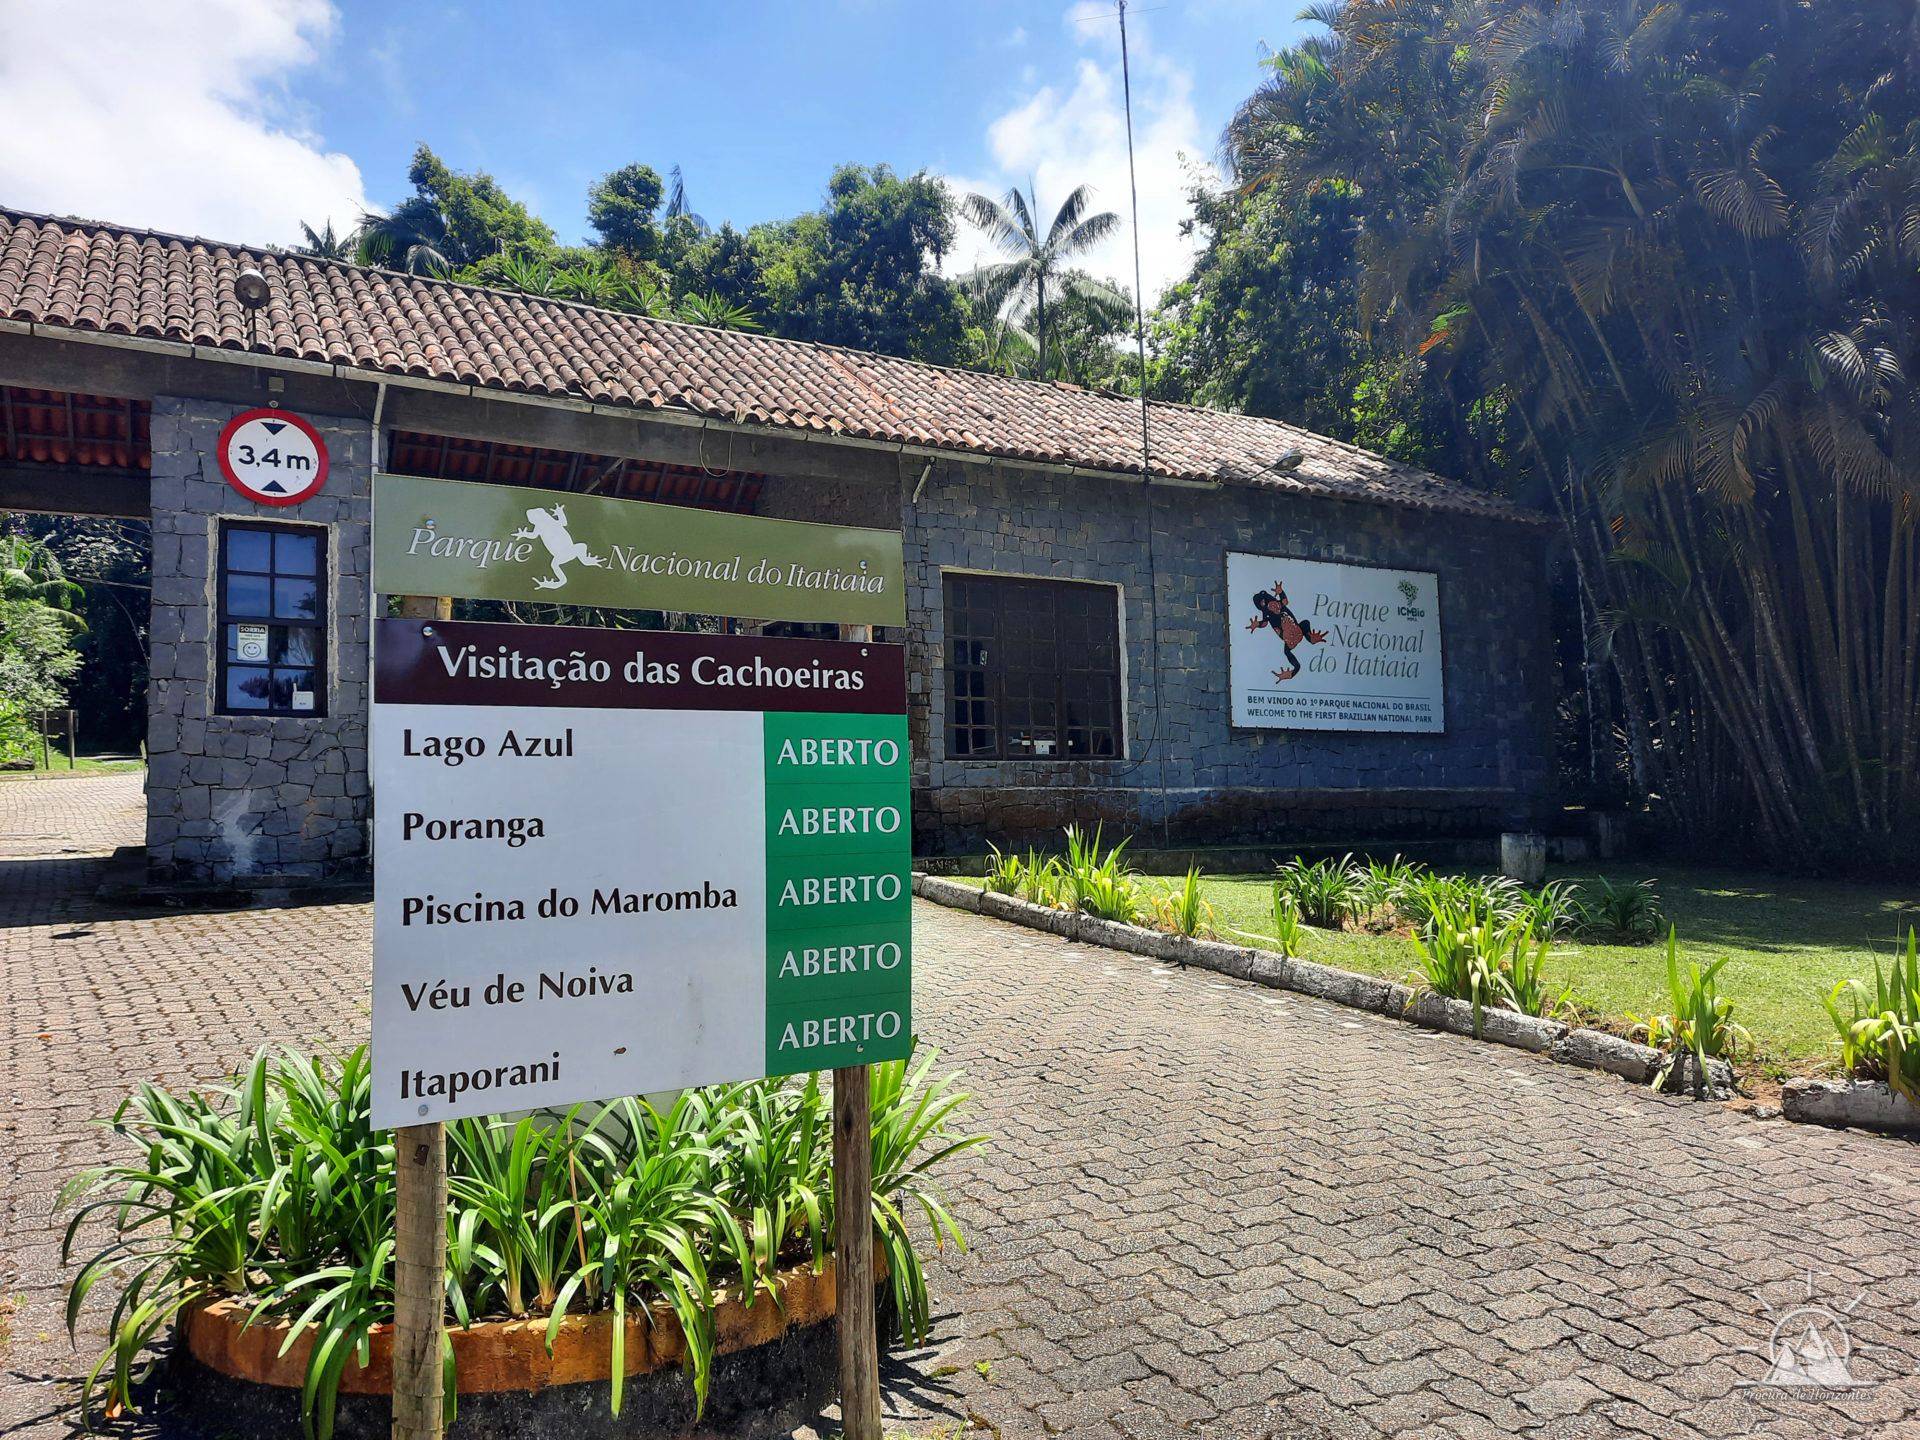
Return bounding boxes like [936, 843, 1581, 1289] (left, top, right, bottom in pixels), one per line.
[215, 519, 328, 719]
[943, 573, 1123, 761]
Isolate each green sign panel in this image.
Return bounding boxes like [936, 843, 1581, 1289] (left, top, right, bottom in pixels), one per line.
[373, 472, 905, 626]
[763, 711, 912, 1073]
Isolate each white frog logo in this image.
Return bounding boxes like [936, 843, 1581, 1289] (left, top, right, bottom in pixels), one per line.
[512, 504, 606, 591]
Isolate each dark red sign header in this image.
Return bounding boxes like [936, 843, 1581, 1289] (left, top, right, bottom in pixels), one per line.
[375, 618, 905, 714]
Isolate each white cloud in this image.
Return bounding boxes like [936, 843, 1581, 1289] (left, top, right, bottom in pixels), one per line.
[948, 4, 1216, 309]
[0, 0, 367, 248]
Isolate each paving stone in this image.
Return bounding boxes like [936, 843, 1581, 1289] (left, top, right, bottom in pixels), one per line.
[2, 794, 1917, 1440]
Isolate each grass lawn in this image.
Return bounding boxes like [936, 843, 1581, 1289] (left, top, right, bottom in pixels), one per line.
[0, 755, 146, 779]
[1205, 866, 1919, 1073]
[948, 864, 1920, 1074]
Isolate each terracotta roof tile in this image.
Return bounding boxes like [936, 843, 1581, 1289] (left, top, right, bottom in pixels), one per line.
[0, 207, 1538, 522]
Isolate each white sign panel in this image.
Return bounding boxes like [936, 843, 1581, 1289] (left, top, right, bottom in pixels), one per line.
[371, 619, 912, 1130]
[373, 703, 765, 1127]
[1226, 552, 1443, 732]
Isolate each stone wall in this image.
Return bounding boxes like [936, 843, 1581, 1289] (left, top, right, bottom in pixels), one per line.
[145, 397, 371, 885]
[902, 461, 1554, 855]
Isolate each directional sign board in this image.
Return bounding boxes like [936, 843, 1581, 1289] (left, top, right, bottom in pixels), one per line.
[218, 408, 329, 505]
[370, 619, 912, 1128]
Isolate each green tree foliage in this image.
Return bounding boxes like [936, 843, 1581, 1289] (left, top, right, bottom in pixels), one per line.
[587, 163, 667, 260]
[729, 164, 966, 361]
[0, 529, 86, 765]
[1213, 0, 1920, 871]
[358, 145, 556, 273]
[1149, 178, 1449, 470]
[18, 518, 150, 753]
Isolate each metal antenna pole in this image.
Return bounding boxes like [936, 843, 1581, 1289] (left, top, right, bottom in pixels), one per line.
[1118, 0, 1152, 480]
[1117, 0, 1170, 846]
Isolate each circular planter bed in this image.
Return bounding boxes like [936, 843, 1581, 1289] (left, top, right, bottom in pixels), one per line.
[172, 1258, 886, 1440]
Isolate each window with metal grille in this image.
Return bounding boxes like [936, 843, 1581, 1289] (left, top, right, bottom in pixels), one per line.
[217, 522, 326, 717]
[944, 575, 1121, 759]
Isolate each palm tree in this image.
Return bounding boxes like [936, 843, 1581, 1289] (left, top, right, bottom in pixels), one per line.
[295, 221, 358, 261]
[1218, 0, 1920, 868]
[960, 185, 1123, 381]
[1, 534, 85, 631]
[355, 196, 455, 275]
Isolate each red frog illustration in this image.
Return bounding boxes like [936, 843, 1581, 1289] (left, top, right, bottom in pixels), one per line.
[1246, 580, 1327, 681]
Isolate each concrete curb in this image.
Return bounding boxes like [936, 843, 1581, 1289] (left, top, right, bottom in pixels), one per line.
[913, 875, 1708, 1098]
[1782, 1078, 1920, 1132]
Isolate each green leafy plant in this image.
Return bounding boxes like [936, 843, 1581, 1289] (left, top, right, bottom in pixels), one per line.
[1496, 921, 1573, 1020]
[1579, 877, 1663, 942]
[1628, 930, 1751, 1092]
[868, 1047, 985, 1344]
[60, 1045, 982, 1439]
[1388, 872, 1525, 933]
[1821, 928, 1920, 1102]
[1406, 902, 1509, 1039]
[1273, 854, 1363, 928]
[1270, 889, 1307, 957]
[1518, 880, 1584, 940]
[1354, 854, 1427, 924]
[1153, 865, 1213, 937]
[1017, 848, 1063, 907]
[711, 1073, 831, 1286]
[546, 1092, 745, 1417]
[984, 845, 1023, 895]
[1060, 824, 1147, 923]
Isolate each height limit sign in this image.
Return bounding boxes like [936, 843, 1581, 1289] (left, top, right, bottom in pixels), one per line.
[369, 619, 913, 1128]
[218, 408, 329, 506]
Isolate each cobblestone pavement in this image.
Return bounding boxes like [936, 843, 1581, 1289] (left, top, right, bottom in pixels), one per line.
[3, 775, 1919, 1439]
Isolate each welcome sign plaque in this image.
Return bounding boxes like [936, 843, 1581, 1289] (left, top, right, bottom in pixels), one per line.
[1226, 551, 1445, 733]
[370, 619, 912, 1128]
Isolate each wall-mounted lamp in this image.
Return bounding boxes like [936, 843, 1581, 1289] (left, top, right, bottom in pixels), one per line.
[1268, 448, 1306, 473]
[233, 268, 271, 309]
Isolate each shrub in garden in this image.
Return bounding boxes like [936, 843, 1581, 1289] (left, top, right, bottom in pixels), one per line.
[1272, 854, 1363, 928]
[1577, 877, 1662, 941]
[1153, 865, 1214, 938]
[985, 845, 1023, 895]
[60, 1045, 982, 1437]
[1517, 880, 1584, 940]
[1404, 901, 1563, 1038]
[1353, 854, 1427, 927]
[1821, 927, 1920, 1102]
[1388, 871, 1525, 933]
[1059, 824, 1147, 924]
[1269, 888, 1307, 957]
[1628, 930, 1751, 1093]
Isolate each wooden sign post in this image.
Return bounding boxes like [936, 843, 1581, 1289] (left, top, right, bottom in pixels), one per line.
[834, 622, 881, 1440]
[393, 594, 450, 1440]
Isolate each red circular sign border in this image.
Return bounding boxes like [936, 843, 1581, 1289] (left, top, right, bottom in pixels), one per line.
[217, 408, 330, 506]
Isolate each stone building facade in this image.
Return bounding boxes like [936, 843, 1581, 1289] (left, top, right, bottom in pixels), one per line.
[144, 398, 372, 884]
[0, 206, 1555, 889]
[900, 460, 1551, 855]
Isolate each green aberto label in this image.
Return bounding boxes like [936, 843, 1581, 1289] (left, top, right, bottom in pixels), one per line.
[762, 711, 911, 1075]
[373, 472, 905, 626]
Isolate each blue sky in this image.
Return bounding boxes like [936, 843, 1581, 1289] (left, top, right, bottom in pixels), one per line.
[0, 1, 1312, 302]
